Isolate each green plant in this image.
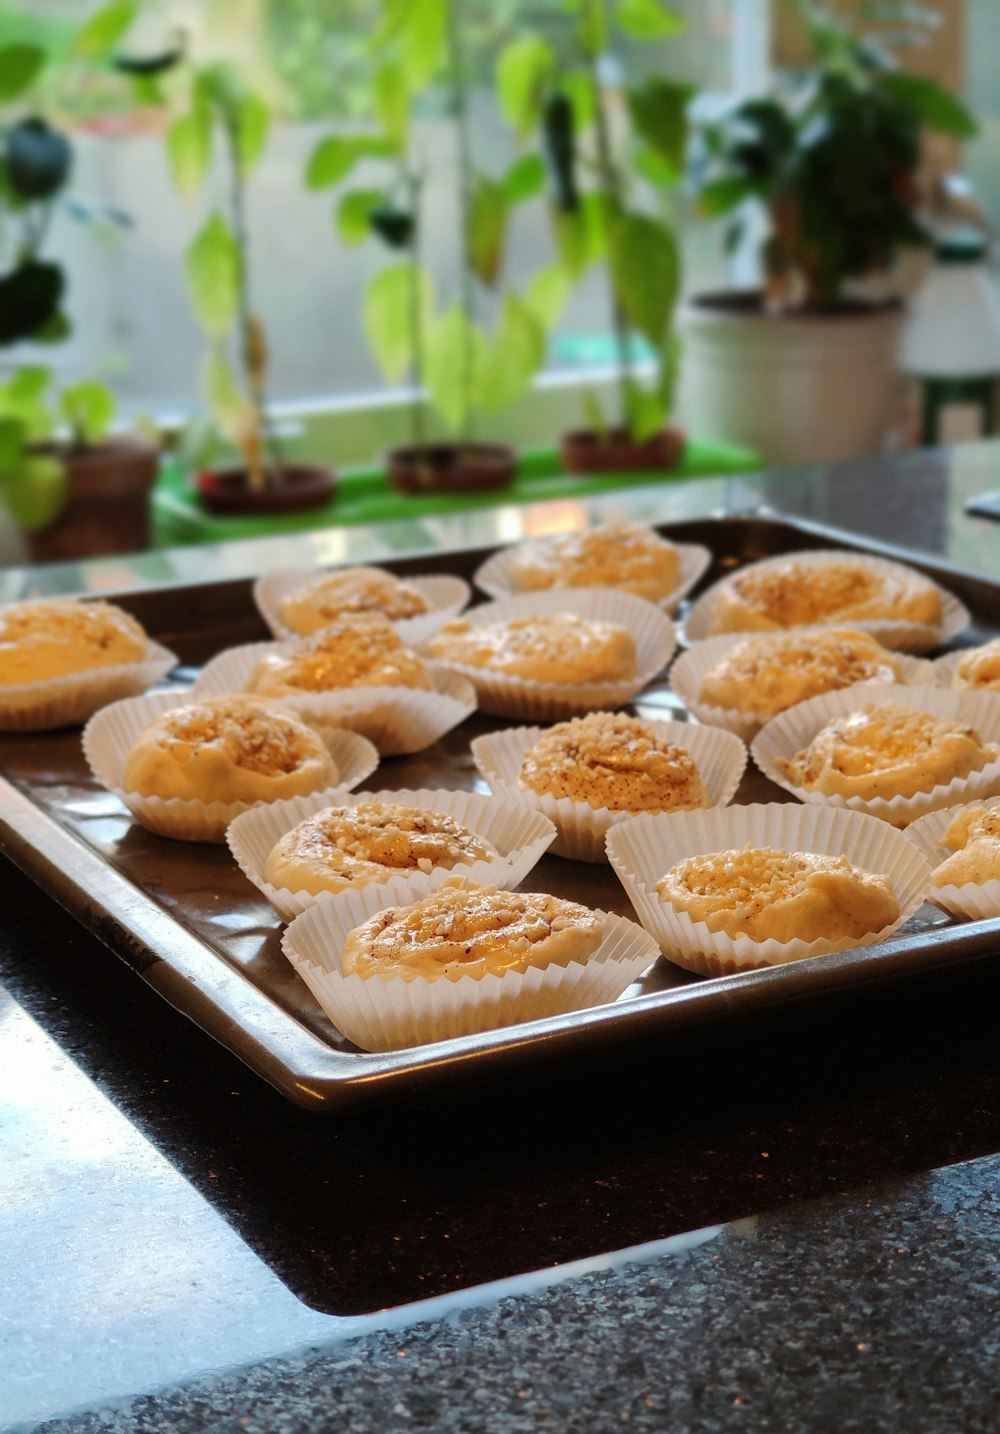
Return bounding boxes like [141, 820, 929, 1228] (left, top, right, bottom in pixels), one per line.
[689, 0, 978, 311]
[495, 0, 691, 443]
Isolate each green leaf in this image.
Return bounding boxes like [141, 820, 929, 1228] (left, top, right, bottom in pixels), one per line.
[581, 388, 607, 438]
[72, 1, 138, 59]
[469, 176, 509, 287]
[7, 366, 51, 402]
[879, 71, 978, 138]
[611, 212, 679, 347]
[185, 213, 240, 340]
[167, 110, 212, 204]
[0, 416, 25, 470]
[337, 188, 385, 245]
[374, 63, 408, 149]
[203, 348, 249, 442]
[624, 379, 667, 442]
[626, 77, 691, 174]
[0, 43, 46, 102]
[475, 294, 546, 416]
[0, 366, 53, 439]
[695, 175, 756, 217]
[496, 35, 554, 141]
[553, 191, 613, 277]
[616, 0, 686, 40]
[522, 264, 571, 330]
[578, 0, 607, 57]
[363, 261, 433, 384]
[503, 152, 546, 204]
[424, 304, 488, 433]
[237, 93, 270, 174]
[375, 0, 446, 93]
[561, 70, 596, 134]
[305, 134, 394, 190]
[1, 452, 66, 532]
[60, 381, 115, 444]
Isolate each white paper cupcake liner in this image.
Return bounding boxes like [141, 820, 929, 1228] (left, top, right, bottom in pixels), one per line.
[751, 684, 1000, 827]
[0, 640, 178, 732]
[473, 540, 712, 615]
[192, 642, 477, 756]
[905, 797, 1000, 921]
[684, 549, 970, 653]
[226, 785, 558, 920]
[82, 690, 379, 842]
[471, 718, 747, 863]
[606, 801, 932, 976]
[932, 643, 1000, 692]
[670, 630, 937, 742]
[253, 567, 470, 647]
[281, 878, 660, 1052]
[420, 587, 677, 721]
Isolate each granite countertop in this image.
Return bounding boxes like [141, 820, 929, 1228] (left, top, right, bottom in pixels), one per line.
[3, 443, 1000, 1432]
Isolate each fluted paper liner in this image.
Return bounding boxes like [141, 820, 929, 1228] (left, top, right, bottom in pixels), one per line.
[606, 802, 932, 977]
[82, 690, 379, 842]
[0, 640, 177, 732]
[473, 540, 712, 615]
[226, 785, 557, 920]
[253, 567, 470, 646]
[420, 587, 676, 721]
[193, 642, 476, 756]
[280, 878, 660, 1052]
[471, 717, 747, 863]
[932, 644, 1000, 692]
[684, 549, 970, 653]
[670, 630, 936, 742]
[905, 797, 1000, 921]
[751, 684, 1000, 827]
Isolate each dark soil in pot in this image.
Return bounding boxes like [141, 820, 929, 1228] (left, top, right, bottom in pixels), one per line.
[387, 443, 517, 496]
[560, 426, 685, 475]
[27, 435, 160, 564]
[689, 289, 903, 321]
[197, 464, 336, 516]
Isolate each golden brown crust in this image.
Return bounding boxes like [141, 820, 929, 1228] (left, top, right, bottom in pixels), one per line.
[123, 695, 338, 804]
[341, 884, 603, 980]
[931, 806, 1000, 886]
[776, 699, 998, 801]
[264, 802, 497, 895]
[507, 523, 680, 602]
[277, 566, 432, 635]
[951, 637, 1000, 692]
[426, 613, 637, 685]
[655, 844, 900, 943]
[707, 558, 941, 636]
[698, 628, 907, 720]
[518, 711, 707, 812]
[0, 599, 149, 685]
[249, 612, 433, 695]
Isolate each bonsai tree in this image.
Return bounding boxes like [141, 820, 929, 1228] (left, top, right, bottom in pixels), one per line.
[688, 0, 978, 311]
[494, 0, 691, 468]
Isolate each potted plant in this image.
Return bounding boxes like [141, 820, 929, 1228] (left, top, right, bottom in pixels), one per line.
[307, 0, 558, 495]
[495, 0, 691, 473]
[680, 0, 978, 467]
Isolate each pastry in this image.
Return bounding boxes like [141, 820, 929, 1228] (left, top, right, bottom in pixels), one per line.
[775, 698, 999, 802]
[277, 566, 432, 635]
[931, 805, 1000, 886]
[340, 883, 603, 980]
[426, 613, 637, 685]
[950, 637, 1000, 692]
[123, 694, 338, 805]
[506, 523, 680, 603]
[264, 801, 498, 895]
[697, 628, 907, 721]
[0, 598, 149, 685]
[655, 844, 900, 943]
[707, 556, 941, 636]
[518, 711, 708, 812]
[248, 612, 434, 696]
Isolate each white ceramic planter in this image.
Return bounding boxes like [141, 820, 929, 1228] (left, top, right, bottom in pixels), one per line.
[676, 295, 905, 467]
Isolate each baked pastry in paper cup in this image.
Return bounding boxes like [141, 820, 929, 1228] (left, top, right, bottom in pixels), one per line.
[933, 637, 1000, 692]
[684, 549, 970, 653]
[280, 877, 660, 1052]
[905, 797, 1000, 921]
[226, 785, 557, 921]
[606, 801, 931, 977]
[471, 712, 747, 863]
[82, 690, 378, 842]
[421, 587, 676, 721]
[670, 628, 936, 742]
[751, 684, 1000, 827]
[473, 526, 711, 615]
[254, 565, 470, 647]
[0, 597, 178, 732]
[193, 640, 476, 756]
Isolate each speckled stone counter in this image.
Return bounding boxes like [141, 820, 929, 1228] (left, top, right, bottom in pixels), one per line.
[3, 443, 1000, 1432]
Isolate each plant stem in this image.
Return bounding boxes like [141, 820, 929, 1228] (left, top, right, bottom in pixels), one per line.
[445, 0, 475, 448]
[405, 171, 428, 455]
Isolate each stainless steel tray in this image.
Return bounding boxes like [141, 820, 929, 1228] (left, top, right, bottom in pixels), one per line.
[3, 513, 999, 1110]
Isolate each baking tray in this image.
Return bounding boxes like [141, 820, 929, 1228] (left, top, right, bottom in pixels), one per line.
[2, 512, 999, 1111]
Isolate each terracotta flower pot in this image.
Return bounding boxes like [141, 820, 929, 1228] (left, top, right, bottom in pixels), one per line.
[197, 464, 336, 516]
[387, 442, 517, 496]
[560, 426, 686, 475]
[27, 435, 161, 564]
